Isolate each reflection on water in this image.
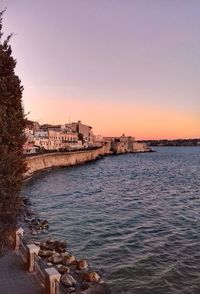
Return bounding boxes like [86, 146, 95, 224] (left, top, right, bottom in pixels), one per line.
[22, 147, 200, 293]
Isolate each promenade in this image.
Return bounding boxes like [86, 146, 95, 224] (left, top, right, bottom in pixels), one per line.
[0, 250, 44, 294]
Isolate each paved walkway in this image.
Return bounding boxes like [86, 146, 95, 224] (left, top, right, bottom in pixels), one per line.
[0, 250, 44, 294]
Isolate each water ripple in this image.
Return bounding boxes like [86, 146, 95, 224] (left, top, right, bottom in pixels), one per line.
[22, 147, 200, 293]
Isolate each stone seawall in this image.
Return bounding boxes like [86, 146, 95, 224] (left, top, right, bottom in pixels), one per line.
[111, 141, 151, 154]
[25, 142, 151, 176]
[25, 146, 109, 176]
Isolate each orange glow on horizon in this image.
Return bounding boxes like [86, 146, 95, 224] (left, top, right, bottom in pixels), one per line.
[24, 95, 200, 140]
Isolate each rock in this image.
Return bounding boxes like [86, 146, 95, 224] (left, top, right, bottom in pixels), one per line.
[61, 252, 69, 258]
[54, 240, 67, 253]
[57, 247, 67, 254]
[41, 220, 49, 229]
[81, 272, 101, 283]
[66, 287, 76, 293]
[35, 224, 42, 230]
[34, 241, 40, 246]
[46, 238, 55, 245]
[76, 260, 88, 271]
[26, 210, 34, 217]
[47, 262, 53, 267]
[80, 282, 90, 291]
[30, 218, 41, 226]
[55, 264, 63, 270]
[48, 253, 63, 264]
[63, 255, 76, 266]
[31, 229, 38, 235]
[24, 216, 34, 222]
[40, 240, 55, 251]
[38, 250, 54, 258]
[22, 197, 31, 206]
[59, 240, 67, 248]
[57, 265, 70, 275]
[60, 273, 77, 287]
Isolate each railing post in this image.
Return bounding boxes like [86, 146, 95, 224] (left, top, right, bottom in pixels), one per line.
[27, 244, 40, 272]
[15, 227, 24, 250]
[45, 267, 61, 294]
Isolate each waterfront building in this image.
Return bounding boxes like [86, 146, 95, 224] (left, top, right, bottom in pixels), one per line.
[33, 129, 82, 151]
[34, 137, 49, 150]
[23, 119, 99, 153]
[23, 143, 39, 154]
[34, 130, 48, 138]
[48, 129, 80, 150]
[24, 120, 40, 143]
[65, 121, 94, 146]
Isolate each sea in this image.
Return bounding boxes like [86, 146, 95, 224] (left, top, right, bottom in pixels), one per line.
[22, 147, 200, 294]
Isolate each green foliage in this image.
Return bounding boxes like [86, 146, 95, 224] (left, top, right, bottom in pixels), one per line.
[0, 10, 26, 253]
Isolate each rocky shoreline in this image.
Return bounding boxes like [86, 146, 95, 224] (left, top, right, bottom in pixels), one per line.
[21, 196, 111, 294]
[21, 147, 153, 293]
[37, 238, 111, 293]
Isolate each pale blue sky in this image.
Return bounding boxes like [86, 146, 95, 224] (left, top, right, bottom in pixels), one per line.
[1, 0, 200, 138]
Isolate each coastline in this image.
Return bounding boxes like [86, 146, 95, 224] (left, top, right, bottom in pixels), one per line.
[21, 146, 200, 293]
[24, 144, 152, 178]
[20, 145, 152, 293]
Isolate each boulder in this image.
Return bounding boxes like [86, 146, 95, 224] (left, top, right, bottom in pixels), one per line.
[24, 216, 34, 222]
[34, 241, 40, 246]
[31, 229, 38, 235]
[38, 249, 54, 258]
[75, 260, 88, 271]
[60, 273, 77, 287]
[57, 265, 70, 275]
[46, 238, 55, 245]
[22, 197, 31, 206]
[66, 287, 76, 293]
[30, 218, 41, 226]
[41, 220, 49, 229]
[81, 272, 101, 283]
[55, 264, 63, 270]
[54, 240, 67, 253]
[47, 262, 53, 267]
[61, 252, 70, 258]
[63, 255, 76, 266]
[40, 240, 55, 251]
[56, 247, 67, 254]
[80, 282, 90, 291]
[48, 253, 63, 264]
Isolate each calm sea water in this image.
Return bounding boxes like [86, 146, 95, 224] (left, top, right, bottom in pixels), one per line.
[22, 147, 200, 293]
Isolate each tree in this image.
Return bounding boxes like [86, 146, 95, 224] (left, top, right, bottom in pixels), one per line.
[0, 10, 26, 254]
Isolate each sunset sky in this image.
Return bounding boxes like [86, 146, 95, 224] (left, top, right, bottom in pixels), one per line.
[1, 0, 200, 139]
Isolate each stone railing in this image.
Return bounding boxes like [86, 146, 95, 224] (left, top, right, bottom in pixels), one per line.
[15, 228, 61, 294]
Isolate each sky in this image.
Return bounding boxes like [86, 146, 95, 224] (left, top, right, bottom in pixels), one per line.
[0, 0, 200, 139]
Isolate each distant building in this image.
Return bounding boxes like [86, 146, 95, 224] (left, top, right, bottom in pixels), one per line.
[34, 137, 49, 150]
[23, 143, 39, 154]
[34, 130, 48, 138]
[48, 129, 79, 150]
[23, 119, 98, 153]
[40, 124, 61, 131]
[34, 128, 82, 151]
[65, 121, 94, 146]
[24, 120, 40, 143]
